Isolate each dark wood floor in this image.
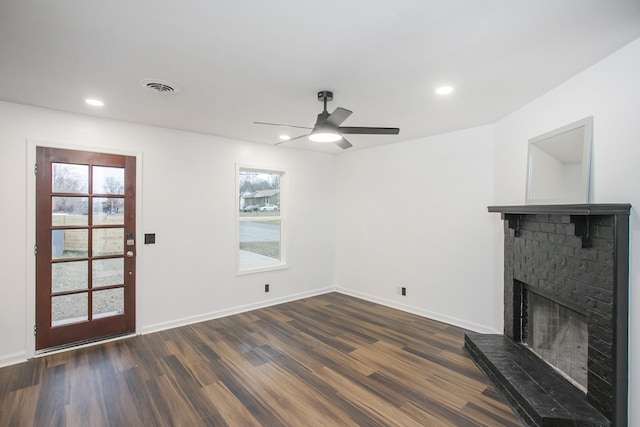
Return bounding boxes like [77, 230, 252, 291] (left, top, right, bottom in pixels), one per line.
[0, 293, 522, 426]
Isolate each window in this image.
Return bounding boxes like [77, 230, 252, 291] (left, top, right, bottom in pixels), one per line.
[237, 165, 286, 273]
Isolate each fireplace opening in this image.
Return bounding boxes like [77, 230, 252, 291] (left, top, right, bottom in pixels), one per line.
[521, 286, 588, 391]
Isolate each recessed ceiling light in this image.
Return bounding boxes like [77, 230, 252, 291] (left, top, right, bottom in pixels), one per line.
[85, 98, 104, 107]
[279, 135, 291, 141]
[435, 86, 454, 95]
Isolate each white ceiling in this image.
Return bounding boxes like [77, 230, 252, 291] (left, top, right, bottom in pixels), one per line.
[1, 1, 640, 154]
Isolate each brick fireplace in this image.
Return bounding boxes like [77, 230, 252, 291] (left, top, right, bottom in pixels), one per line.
[465, 204, 630, 427]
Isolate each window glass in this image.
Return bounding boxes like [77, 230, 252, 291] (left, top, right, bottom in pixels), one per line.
[238, 168, 284, 272]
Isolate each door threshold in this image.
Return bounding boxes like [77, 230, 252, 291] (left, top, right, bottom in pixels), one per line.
[35, 332, 137, 357]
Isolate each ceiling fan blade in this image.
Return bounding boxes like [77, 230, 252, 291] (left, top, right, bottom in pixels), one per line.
[338, 126, 400, 135]
[254, 121, 313, 130]
[325, 107, 353, 127]
[335, 137, 353, 150]
[275, 133, 309, 145]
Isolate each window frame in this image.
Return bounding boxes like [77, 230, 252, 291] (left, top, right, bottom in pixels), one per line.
[236, 163, 288, 275]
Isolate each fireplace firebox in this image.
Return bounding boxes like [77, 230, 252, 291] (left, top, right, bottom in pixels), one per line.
[520, 283, 588, 390]
[465, 204, 630, 427]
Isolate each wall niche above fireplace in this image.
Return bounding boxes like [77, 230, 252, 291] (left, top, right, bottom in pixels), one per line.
[466, 204, 630, 427]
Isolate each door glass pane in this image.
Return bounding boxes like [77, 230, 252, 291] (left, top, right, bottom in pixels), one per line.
[239, 220, 281, 269]
[52, 163, 88, 193]
[93, 228, 124, 256]
[93, 197, 124, 225]
[52, 261, 88, 293]
[93, 166, 125, 195]
[52, 229, 88, 259]
[93, 288, 124, 319]
[52, 197, 88, 225]
[52, 293, 88, 326]
[93, 258, 124, 287]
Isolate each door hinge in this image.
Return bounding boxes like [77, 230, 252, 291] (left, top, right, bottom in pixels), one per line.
[34, 244, 38, 256]
[34, 324, 37, 336]
[34, 163, 38, 175]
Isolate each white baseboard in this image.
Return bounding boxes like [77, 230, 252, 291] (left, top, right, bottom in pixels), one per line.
[0, 351, 28, 368]
[140, 286, 335, 335]
[336, 287, 500, 334]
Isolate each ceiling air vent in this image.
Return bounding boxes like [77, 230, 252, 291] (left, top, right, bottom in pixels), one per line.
[139, 78, 180, 94]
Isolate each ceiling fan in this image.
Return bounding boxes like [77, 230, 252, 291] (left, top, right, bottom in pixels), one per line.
[254, 91, 400, 149]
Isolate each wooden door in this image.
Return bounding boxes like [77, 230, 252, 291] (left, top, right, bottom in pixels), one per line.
[35, 147, 136, 350]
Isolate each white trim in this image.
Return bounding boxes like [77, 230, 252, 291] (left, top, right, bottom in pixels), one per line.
[336, 287, 500, 334]
[140, 286, 334, 335]
[25, 139, 143, 359]
[0, 352, 29, 369]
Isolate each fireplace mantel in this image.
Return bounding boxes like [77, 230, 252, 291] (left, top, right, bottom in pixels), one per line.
[488, 203, 631, 215]
[465, 203, 631, 426]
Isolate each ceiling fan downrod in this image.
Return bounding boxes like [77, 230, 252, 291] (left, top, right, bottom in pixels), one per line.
[317, 90, 333, 113]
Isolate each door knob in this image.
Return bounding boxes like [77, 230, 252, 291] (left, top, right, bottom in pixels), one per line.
[126, 250, 134, 258]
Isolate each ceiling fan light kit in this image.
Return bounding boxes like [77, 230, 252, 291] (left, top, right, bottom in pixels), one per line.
[309, 132, 342, 143]
[254, 90, 400, 149]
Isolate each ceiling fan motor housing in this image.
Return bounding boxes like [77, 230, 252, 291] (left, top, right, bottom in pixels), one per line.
[317, 90, 333, 102]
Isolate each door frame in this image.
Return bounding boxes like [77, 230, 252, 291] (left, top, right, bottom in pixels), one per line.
[25, 139, 143, 357]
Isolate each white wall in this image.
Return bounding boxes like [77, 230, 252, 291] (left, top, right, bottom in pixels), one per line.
[334, 125, 500, 333]
[494, 37, 640, 425]
[0, 101, 336, 366]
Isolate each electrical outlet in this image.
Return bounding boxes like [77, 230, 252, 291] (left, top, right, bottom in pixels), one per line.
[265, 283, 270, 292]
[401, 287, 406, 296]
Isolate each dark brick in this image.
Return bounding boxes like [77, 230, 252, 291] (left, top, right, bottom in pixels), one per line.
[551, 245, 574, 256]
[555, 223, 576, 235]
[521, 221, 540, 231]
[589, 362, 614, 385]
[574, 270, 598, 285]
[589, 310, 613, 328]
[533, 231, 549, 242]
[590, 326, 614, 347]
[598, 251, 614, 265]
[590, 275, 614, 291]
[565, 235, 584, 248]
[533, 268, 548, 280]
[540, 222, 556, 233]
[549, 214, 572, 224]
[591, 288, 613, 304]
[548, 233, 565, 245]
[549, 255, 567, 269]
[590, 335, 614, 358]
[567, 258, 588, 271]
[591, 237, 613, 251]
[596, 226, 614, 240]
[587, 261, 613, 277]
[574, 248, 598, 261]
[595, 216, 614, 227]
[530, 214, 550, 223]
[519, 230, 533, 241]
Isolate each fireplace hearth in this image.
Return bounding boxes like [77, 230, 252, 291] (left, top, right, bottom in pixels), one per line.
[465, 204, 630, 427]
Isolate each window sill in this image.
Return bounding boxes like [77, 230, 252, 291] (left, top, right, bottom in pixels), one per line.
[236, 263, 288, 276]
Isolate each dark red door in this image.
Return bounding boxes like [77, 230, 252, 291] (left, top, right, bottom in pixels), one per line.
[35, 147, 136, 350]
